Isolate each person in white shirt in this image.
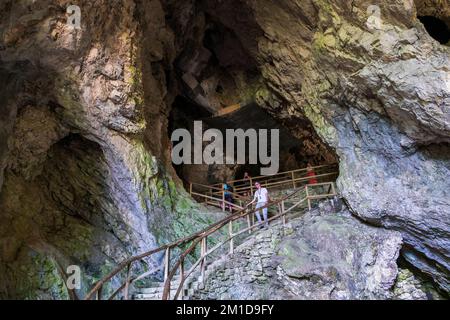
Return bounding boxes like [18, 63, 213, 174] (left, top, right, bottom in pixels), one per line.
[247, 182, 270, 227]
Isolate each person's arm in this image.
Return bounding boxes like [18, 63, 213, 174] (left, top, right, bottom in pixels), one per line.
[247, 192, 257, 207]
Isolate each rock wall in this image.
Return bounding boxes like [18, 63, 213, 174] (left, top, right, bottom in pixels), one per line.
[0, 0, 218, 299]
[200, 0, 450, 292]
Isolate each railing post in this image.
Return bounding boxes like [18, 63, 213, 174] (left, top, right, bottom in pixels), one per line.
[179, 259, 185, 300]
[180, 260, 184, 280]
[201, 237, 207, 284]
[96, 286, 103, 300]
[251, 208, 255, 226]
[222, 190, 225, 212]
[306, 186, 311, 211]
[247, 211, 252, 234]
[124, 262, 132, 300]
[189, 183, 193, 196]
[291, 171, 296, 189]
[164, 247, 170, 282]
[331, 182, 336, 196]
[250, 177, 254, 196]
[229, 221, 234, 254]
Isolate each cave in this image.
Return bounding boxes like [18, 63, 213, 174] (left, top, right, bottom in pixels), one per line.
[0, 0, 449, 301]
[0, 129, 134, 299]
[167, 15, 338, 187]
[418, 16, 450, 45]
[169, 98, 330, 185]
[169, 97, 337, 186]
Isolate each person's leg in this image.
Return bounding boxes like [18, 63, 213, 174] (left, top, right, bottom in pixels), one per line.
[255, 204, 263, 224]
[225, 195, 232, 211]
[263, 207, 269, 226]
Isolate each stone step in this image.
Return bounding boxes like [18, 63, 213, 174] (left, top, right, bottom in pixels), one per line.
[137, 277, 205, 293]
[143, 280, 181, 289]
[133, 290, 181, 300]
[138, 274, 183, 287]
[137, 286, 179, 294]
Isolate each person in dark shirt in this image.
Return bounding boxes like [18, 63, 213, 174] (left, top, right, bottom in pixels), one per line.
[223, 183, 233, 212]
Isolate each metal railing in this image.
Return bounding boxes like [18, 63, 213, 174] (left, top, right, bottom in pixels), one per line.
[85, 177, 337, 300]
[189, 191, 244, 213]
[188, 163, 338, 211]
[189, 182, 250, 212]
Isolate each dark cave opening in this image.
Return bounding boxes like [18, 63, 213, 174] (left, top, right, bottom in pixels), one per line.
[168, 95, 213, 182]
[168, 95, 338, 187]
[418, 16, 450, 45]
[166, 8, 339, 190]
[43, 133, 113, 224]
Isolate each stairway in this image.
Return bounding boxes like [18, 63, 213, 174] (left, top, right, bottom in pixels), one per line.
[133, 275, 184, 300]
[132, 202, 311, 300]
[84, 166, 338, 301]
[133, 267, 215, 300]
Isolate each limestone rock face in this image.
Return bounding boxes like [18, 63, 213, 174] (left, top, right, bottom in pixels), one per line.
[0, 0, 216, 299]
[193, 205, 403, 300]
[200, 0, 450, 292]
[276, 213, 402, 299]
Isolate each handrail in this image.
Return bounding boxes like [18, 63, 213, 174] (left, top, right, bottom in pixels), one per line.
[85, 184, 310, 300]
[192, 172, 337, 206]
[209, 163, 337, 187]
[189, 182, 250, 212]
[163, 182, 336, 300]
[190, 181, 250, 201]
[85, 193, 263, 300]
[220, 172, 338, 194]
[84, 205, 246, 299]
[190, 191, 243, 212]
[161, 186, 309, 300]
[188, 164, 338, 203]
[85, 168, 338, 300]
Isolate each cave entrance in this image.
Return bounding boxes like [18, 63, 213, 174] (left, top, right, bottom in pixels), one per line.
[169, 97, 338, 188]
[418, 16, 450, 45]
[169, 95, 213, 183]
[166, 8, 338, 194]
